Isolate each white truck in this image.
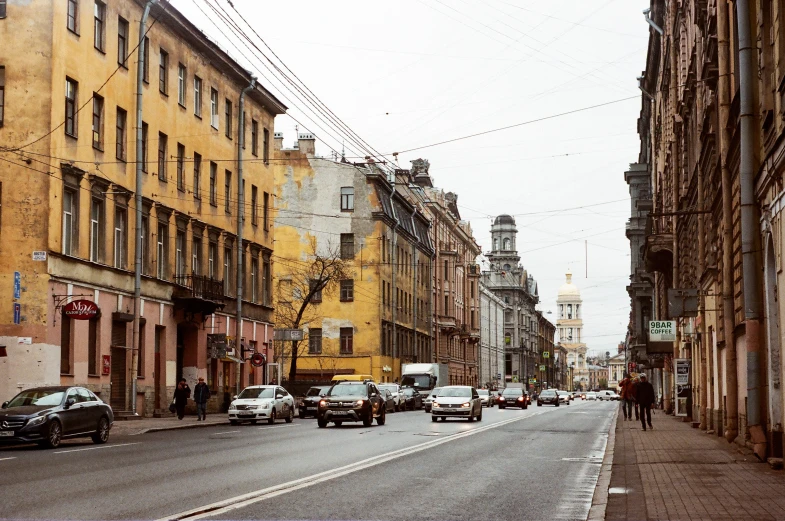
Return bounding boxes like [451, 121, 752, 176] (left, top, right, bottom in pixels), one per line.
[400, 363, 449, 395]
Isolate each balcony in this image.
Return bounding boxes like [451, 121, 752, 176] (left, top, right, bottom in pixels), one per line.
[439, 241, 458, 256]
[467, 264, 481, 277]
[459, 323, 480, 344]
[173, 274, 226, 316]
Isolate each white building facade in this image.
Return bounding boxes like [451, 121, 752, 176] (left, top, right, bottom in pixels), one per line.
[556, 271, 589, 391]
[480, 283, 507, 388]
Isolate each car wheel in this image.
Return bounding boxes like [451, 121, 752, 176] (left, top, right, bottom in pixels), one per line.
[477, 409, 483, 422]
[230, 420, 239, 425]
[363, 408, 374, 427]
[431, 415, 438, 422]
[285, 408, 294, 423]
[91, 416, 110, 444]
[499, 405, 505, 409]
[299, 411, 306, 419]
[250, 420, 258, 425]
[268, 409, 277, 425]
[468, 412, 474, 422]
[537, 402, 542, 406]
[41, 420, 62, 449]
[377, 408, 386, 426]
[317, 418, 327, 428]
[555, 402, 559, 407]
[523, 403, 528, 410]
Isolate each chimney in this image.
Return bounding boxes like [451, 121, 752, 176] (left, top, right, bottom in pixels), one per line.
[274, 132, 284, 151]
[297, 133, 316, 155]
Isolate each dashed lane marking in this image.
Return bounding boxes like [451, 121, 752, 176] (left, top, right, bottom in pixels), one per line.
[53, 442, 141, 454]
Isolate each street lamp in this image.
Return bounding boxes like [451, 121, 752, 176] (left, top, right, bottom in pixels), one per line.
[569, 362, 575, 392]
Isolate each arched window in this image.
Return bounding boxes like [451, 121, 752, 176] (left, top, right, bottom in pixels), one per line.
[503, 238, 511, 250]
[503, 263, 511, 270]
[504, 332, 511, 345]
[493, 238, 499, 251]
[567, 304, 572, 318]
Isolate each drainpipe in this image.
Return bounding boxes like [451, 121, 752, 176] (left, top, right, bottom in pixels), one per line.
[698, 126, 708, 430]
[717, 0, 738, 443]
[736, 0, 766, 459]
[412, 209, 418, 363]
[235, 76, 256, 396]
[390, 196, 399, 379]
[130, 0, 158, 416]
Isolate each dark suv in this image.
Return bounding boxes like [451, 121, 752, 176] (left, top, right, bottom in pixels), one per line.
[299, 385, 331, 418]
[317, 381, 387, 428]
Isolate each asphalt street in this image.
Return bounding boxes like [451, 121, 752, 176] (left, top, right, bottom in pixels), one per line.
[0, 399, 616, 521]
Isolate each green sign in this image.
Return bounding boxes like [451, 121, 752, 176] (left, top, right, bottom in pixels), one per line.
[543, 351, 550, 358]
[528, 378, 536, 384]
[539, 365, 546, 371]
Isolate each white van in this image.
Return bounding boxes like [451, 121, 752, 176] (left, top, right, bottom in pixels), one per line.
[597, 390, 620, 401]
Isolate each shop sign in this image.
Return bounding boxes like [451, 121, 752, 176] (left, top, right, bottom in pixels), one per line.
[32, 251, 47, 261]
[649, 321, 676, 342]
[102, 355, 111, 375]
[208, 334, 227, 359]
[63, 300, 99, 320]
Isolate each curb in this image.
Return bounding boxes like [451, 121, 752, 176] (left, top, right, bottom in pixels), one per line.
[118, 420, 232, 436]
[587, 405, 618, 521]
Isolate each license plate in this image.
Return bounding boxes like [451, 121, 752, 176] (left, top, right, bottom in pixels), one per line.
[0, 431, 13, 437]
[306, 407, 316, 411]
[332, 411, 348, 416]
[239, 413, 254, 417]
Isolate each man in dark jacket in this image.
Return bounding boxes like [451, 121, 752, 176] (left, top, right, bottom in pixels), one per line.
[173, 378, 191, 420]
[636, 373, 655, 431]
[194, 377, 210, 421]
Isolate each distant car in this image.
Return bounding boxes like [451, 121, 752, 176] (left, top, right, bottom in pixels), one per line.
[423, 387, 442, 413]
[380, 389, 396, 413]
[377, 383, 405, 411]
[401, 387, 423, 410]
[586, 392, 598, 401]
[497, 387, 528, 409]
[597, 390, 620, 401]
[230, 385, 295, 425]
[317, 381, 386, 428]
[298, 385, 331, 418]
[0, 386, 113, 449]
[537, 389, 560, 407]
[578, 393, 586, 400]
[477, 389, 494, 408]
[431, 386, 483, 422]
[555, 390, 572, 404]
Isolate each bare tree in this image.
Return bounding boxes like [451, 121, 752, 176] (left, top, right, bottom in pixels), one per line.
[275, 239, 352, 384]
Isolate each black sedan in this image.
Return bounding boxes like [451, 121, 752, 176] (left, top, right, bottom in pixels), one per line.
[401, 387, 423, 410]
[0, 386, 114, 448]
[537, 389, 560, 406]
[497, 387, 529, 409]
[298, 385, 331, 418]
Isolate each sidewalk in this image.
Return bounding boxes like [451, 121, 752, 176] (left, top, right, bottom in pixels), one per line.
[110, 414, 230, 436]
[601, 409, 785, 521]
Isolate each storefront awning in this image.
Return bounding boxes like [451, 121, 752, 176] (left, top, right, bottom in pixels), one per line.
[221, 355, 244, 364]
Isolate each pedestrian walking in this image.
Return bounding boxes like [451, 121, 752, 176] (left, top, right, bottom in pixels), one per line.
[173, 378, 191, 420]
[636, 373, 655, 431]
[619, 373, 633, 420]
[631, 376, 640, 420]
[193, 377, 210, 421]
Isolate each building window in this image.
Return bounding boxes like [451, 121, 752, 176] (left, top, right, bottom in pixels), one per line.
[156, 221, 168, 279]
[208, 241, 217, 279]
[263, 128, 269, 163]
[250, 256, 259, 303]
[177, 63, 186, 106]
[159, 48, 168, 95]
[0, 66, 4, 127]
[62, 187, 77, 255]
[193, 152, 201, 199]
[340, 233, 354, 259]
[91, 94, 104, 149]
[209, 162, 217, 206]
[116, 107, 126, 161]
[210, 88, 218, 128]
[340, 187, 354, 211]
[309, 279, 323, 303]
[113, 205, 126, 269]
[88, 318, 98, 375]
[117, 17, 129, 66]
[263, 192, 269, 231]
[225, 98, 232, 139]
[224, 170, 232, 214]
[93, 1, 105, 52]
[157, 132, 167, 181]
[308, 328, 322, 354]
[67, 0, 78, 33]
[251, 120, 258, 156]
[137, 320, 146, 378]
[340, 279, 354, 302]
[340, 328, 353, 354]
[65, 78, 78, 137]
[142, 36, 149, 83]
[90, 197, 104, 262]
[141, 121, 148, 172]
[0, 0, 4, 18]
[223, 247, 233, 296]
[193, 76, 202, 117]
[251, 186, 258, 225]
[263, 256, 271, 305]
[141, 214, 150, 274]
[176, 143, 185, 191]
[175, 229, 185, 279]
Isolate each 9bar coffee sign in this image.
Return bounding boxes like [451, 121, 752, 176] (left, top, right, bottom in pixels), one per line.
[648, 320, 676, 354]
[63, 300, 99, 320]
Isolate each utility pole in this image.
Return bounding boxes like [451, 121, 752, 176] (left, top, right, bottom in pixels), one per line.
[130, 0, 157, 416]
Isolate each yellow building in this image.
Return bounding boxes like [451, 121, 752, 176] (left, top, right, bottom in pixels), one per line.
[0, 0, 285, 415]
[273, 135, 434, 384]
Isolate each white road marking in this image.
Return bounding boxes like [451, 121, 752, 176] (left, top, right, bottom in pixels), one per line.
[212, 431, 241, 435]
[53, 442, 140, 454]
[0, 457, 16, 462]
[256, 424, 299, 430]
[159, 412, 549, 521]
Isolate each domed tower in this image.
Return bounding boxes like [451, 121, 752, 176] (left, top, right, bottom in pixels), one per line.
[487, 214, 519, 272]
[556, 270, 588, 390]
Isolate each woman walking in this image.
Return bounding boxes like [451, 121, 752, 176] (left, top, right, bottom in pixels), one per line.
[173, 378, 191, 420]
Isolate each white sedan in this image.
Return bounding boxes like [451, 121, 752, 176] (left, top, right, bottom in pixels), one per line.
[586, 392, 598, 401]
[432, 386, 483, 422]
[378, 383, 405, 411]
[229, 385, 295, 425]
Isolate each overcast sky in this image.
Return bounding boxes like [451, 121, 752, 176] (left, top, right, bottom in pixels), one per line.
[172, 0, 649, 357]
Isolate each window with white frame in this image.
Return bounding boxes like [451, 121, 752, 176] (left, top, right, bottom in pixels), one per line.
[210, 88, 218, 128]
[90, 197, 104, 262]
[156, 221, 168, 279]
[113, 205, 126, 269]
[193, 76, 202, 117]
[175, 229, 185, 279]
[177, 63, 186, 106]
[62, 187, 77, 255]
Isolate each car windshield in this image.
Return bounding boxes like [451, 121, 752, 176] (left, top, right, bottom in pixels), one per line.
[587, 393, 597, 397]
[402, 388, 418, 396]
[7, 389, 65, 407]
[378, 385, 397, 392]
[502, 389, 522, 396]
[429, 388, 442, 398]
[329, 384, 366, 397]
[238, 388, 274, 399]
[439, 387, 472, 398]
[478, 390, 490, 396]
[541, 390, 556, 396]
[400, 374, 431, 388]
[306, 387, 328, 397]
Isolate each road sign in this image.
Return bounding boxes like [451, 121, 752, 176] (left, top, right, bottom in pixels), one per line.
[13, 272, 20, 299]
[13, 303, 21, 325]
[528, 378, 536, 384]
[497, 373, 501, 380]
[539, 365, 546, 371]
[274, 328, 304, 341]
[543, 351, 550, 358]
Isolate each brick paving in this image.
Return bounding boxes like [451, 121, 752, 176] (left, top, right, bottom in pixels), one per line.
[603, 408, 785, 521]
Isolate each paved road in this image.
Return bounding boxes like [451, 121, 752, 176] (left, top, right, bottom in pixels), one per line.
[0, 399, 616, 521]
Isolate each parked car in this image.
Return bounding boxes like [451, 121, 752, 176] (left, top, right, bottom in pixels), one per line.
[431, 386, 482, 422]
[423, 387, 442, 413]
[477, 389, 494, 408]
[586, 392, 598, 401]
[497, 387, 528, 409]
[0, 386, 114, 449]
[555, 390, 572, 404]
[537, 389, 560, 407]
[317, 381, 386, 428]
[377, 383, 405, 411]
[401, 387, 423, 410]
[490, 390, 501, 406]
[298, 385, 331, 418]
[229, 385, 295, 425]
[380, 389, 396, 413]
[597, 390, 621, 401]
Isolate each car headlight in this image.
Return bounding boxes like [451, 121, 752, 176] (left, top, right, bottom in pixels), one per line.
[432, 402, 440, 408]
[319, 400, 327, 407]
[461, 402, 470, 408]
[229, 402, 237, 410]
[356, 399, 365, 406]
[27, 416, 46, 427]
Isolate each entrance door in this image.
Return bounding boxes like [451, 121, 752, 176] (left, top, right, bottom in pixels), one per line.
[154, 325, 165, 410]
[110, 320, 128, 411]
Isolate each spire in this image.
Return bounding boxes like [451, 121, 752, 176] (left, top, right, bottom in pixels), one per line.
[566, 269, 572, 284]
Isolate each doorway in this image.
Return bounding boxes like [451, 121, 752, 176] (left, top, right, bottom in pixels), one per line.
[110, 320, 128, 410]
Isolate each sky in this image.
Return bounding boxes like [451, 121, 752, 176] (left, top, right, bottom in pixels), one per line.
[172, 0, 650, 357]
